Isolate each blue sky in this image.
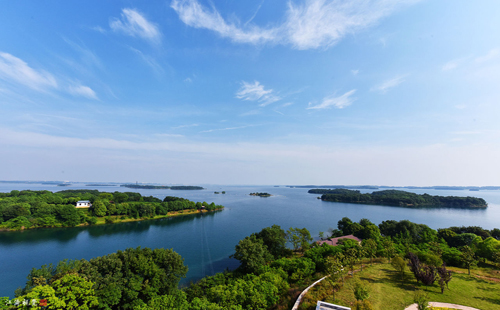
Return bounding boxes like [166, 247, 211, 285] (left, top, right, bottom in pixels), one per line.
[1, 0, 500, 185]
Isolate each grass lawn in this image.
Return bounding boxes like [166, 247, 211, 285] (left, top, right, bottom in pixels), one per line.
[299, 262, 500, 310]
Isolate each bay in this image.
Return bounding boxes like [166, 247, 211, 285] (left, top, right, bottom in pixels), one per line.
[0, 183, 499, 298]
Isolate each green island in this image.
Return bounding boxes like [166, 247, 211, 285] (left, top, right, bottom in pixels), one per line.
[250, 192, 272, 197]
[0, 189, 223, 231]
[2, 218, 500, 309]
[309, 189, 488, 209]
[120, 184, 204, 190]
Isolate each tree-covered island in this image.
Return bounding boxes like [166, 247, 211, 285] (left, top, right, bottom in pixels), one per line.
[309, 189, 488, 208]
[0, 190, 223, 231]
[249, 192, 272, 197]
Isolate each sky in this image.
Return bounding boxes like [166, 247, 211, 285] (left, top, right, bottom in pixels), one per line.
[1, 0, 500, 186]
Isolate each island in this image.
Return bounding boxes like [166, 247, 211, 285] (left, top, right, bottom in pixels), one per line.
[0, 189, 223, 231]
[309, 188, 487, 208]
[249, 192, 272, 197]
[120, 184, 204, 190]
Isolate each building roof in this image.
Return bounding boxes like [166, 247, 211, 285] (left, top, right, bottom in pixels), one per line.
[316, 234, 362, 247]
[77, 200, 90, 203]
[316, 301, 351, 310]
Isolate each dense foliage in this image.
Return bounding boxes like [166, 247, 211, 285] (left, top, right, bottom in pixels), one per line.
[310, 189, 487, 208]
[3, 217, 500, 309]
[0, 190, 223, 230]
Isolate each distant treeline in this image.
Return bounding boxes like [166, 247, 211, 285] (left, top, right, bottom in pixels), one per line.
[0, 190, 223, 230]
[308, 189, 487, 208]
[120, 185, 204, 190]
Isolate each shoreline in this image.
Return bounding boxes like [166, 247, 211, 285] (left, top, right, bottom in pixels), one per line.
[0, 208, 224, 232]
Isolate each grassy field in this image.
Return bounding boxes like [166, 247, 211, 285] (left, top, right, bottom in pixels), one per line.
[299, 262, 500, 310]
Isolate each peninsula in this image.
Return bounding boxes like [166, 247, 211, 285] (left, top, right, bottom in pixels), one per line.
[0, 189, 223, 231]
[309, 188, 487, 208]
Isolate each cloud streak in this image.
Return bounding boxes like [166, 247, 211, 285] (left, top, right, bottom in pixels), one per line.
[307, 89, 356, 109]
[236, 81, 281, 106]
[110, 8, 161, 44]
[171, 0, 418, 50]
[371, 75, 407, 93]
[68, 84, 98, 100]
[0, 52, 57, 91]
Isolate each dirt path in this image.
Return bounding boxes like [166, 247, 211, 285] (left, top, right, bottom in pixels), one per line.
[404, 302, 481, 310]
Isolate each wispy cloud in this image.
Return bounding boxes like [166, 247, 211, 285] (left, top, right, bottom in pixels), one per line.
[68, 84, 98, 100]
[110, 8, 161, 44]
[474, 48, 500, 63]
[281, 102, 294, 107]
[171, 0, 277, 45]
[171, 123, 199, 129]
[307, 89, 356, 109]
[171, 0, 418, 50]
[184, 77, 192, 83]
[351, 69, 359, 75]
[371, 75, 407, 93]
[441, 58, 466, 71]
[236, 81, 281, 106]
[0, 52, 57, 91]
[200, 125, 255, 133]
[128, 47, 164, 73]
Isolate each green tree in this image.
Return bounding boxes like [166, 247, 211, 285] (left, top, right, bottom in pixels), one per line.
[362, 239, 377, 265]
[90, 200, 107, 217]
[51, 274, 99, 310]
[391, 256, 406, 282]
[232, 235, 273, 273]
[460, 245, 477, 275]
[381, 237, 396, 262]
[254, 225, 289, 259]
[351, 280, 369, 301]
[285, 227, 312, 252]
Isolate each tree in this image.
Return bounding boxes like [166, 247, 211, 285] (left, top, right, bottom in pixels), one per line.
[326, 255, 345, 292]
[436, 264, 452, 293]
[255, 225, 289, 259]
[90, 200, 107, 217]
[285, 227, 312, 252]
[362, 239, 377, 265]
[460, 245, 477, 276]
[232, 235, 273, 273]
[413, 290, 429, 310]
[381, 237, 396, 262]
[391, 256, 406, 282]
[351, 280, 369, 301]
[51, 274, 99, 309]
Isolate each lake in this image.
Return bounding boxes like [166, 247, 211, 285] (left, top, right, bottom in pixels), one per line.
[1, 183, 499, 297]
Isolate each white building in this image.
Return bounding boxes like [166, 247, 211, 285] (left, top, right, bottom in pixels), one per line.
[76, 200, 92, 208]
[316, 301, 350, 310]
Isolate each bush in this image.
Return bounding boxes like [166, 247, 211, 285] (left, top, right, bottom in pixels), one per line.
[87, 217, 98, 225]
[104, 217, 114, 224]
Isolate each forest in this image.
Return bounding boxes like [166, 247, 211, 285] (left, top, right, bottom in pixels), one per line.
[2, 218, 500, 309]
[0, 190, 223, 231]
[308, 189, 488, 208]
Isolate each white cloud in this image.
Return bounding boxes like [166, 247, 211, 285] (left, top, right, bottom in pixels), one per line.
[441, 58, 466, 71]
[68, 84, 98, 100]
[236, 81, 281, 106]
[129, 47, 164, 73]
[184, 77, 192, 83]
[171, 0, 277, 45]
[474, 48, 500, 63]
[281, 102, 294, 107]
[0, 52, 57, 91]
[171, 0, 418, 50]
[371, 75, 407, 93]
[200, 125, 255, 133]
[110, 8, 161, 43]
[307, 89, 356, 109]
[351, 69, 359, 75]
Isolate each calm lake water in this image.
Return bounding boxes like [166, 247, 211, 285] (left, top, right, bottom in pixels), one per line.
[1, 183, 499, 297]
